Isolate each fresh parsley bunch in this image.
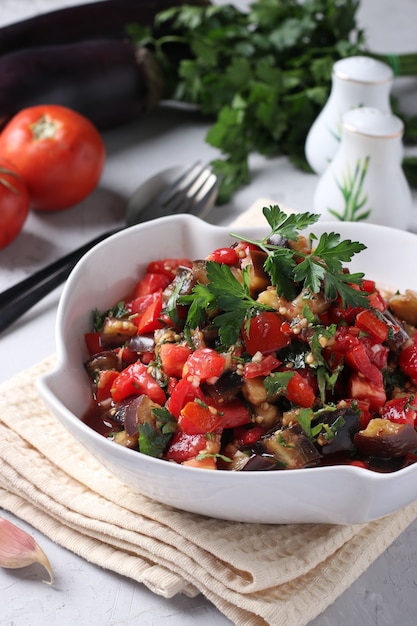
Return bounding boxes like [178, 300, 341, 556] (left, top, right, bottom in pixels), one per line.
[130, 0, 417, 202]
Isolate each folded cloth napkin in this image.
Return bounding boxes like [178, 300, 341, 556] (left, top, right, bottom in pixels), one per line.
[2, 203, 417, 626]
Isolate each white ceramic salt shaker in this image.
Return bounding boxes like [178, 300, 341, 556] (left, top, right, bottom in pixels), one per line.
[313, 107, 412, 230]
[305, 56, 393, 175]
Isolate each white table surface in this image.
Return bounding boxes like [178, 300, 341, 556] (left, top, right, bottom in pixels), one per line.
[1, 1, 417, 624]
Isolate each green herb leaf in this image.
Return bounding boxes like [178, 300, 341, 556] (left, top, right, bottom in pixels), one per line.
[133, 1, 368, 202]
[92, 302, 128, 332]
[138, 407, 177, 458]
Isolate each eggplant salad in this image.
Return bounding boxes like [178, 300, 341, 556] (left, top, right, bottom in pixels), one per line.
[83, 207, 417, 472]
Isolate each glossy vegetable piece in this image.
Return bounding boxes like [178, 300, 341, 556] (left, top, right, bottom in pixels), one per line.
[313, 408, 361, 455]
[0, 160, 30, 249]
[0, 0, 210, 55]
[261, 424, 322, 469]
[182, 348, 226, 382]
[0, 105, 105, 211]
[399, 337, 417, 384]
[178, 401, 223, 435]
[0, 41, 161, 131]
[354, 418, 417, 459]
[242, 311, 291, 356]
[380, 396, 417, 427]
[111, 361, 166, 405]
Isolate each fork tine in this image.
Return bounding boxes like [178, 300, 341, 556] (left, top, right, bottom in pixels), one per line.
[162, 166, 215, 215]
[153, 161, 204, 207]
[191, 172, 222, 219]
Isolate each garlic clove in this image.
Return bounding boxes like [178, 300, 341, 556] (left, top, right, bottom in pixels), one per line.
[0, 516, 54, 584]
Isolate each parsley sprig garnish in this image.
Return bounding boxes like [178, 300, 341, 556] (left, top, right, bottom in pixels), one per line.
[181, 206, 369, 348]
[232, 206, 369, 307]
[180, 262, 272, 346]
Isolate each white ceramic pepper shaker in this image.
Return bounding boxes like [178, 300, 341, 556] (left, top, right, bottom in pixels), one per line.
[313, 107, 412, 230]
[305, 56, 393, 175]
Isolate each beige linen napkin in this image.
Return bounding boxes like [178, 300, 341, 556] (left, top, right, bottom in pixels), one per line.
[2, 203, 417, 626]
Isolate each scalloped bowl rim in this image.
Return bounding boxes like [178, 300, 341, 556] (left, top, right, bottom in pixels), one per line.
[37, 213, 417, 524]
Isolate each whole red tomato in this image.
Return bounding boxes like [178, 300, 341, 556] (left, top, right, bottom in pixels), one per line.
[0, 159, 30, 249]
[0, 105, 105, 211]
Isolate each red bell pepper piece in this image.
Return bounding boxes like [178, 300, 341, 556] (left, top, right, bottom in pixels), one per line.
[380, 397, 417, 427]
[146, 258, 192, 278]
[167, 377, 207, 418]
[135, 272, 171, 297]
[347, 373, 386, 412]
[243, 354, 281, 379]
[207, 398, 252, 429]
[344, 342, 383, 386]
[165, 432, 209, 462]
[178, 401, 223, 435]
[399, 338, 417, 384]
[286, 371, 316, 408]
[95, 369, 119, 404]
[136, 294, 164, 335]
[355, 309, 389, 343]
[111, 361, 166, 405]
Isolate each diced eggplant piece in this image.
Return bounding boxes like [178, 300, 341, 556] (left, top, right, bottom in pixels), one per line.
[203, 371, 243, 402]
[242, 376, 268, 406]
[112, 430, 139, 449]
[261, 423, 322, 469]
[241, 249, 270, 295]
[85, 350, 120, 377]
[162, 266, 196, 305]
[388, 289, 417, 326]
[239, 454, 278, 471]
[101, 316, 137, 348]
[129, 333, 155, 353]
[108, 394, 162, 436]
[192, 260, 209, 285]
[313, 408, 361, 455]
[354, 418, 417, 459]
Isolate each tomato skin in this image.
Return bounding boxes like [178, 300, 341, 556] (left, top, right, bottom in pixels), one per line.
[355, 309, 389, 343]
[0, 160, 30, 249]
[207, 247, 239, 265]
[167, 377, 206, 418]
[243, 354, 280, 379]
[159, 343, 193, 379]
[126, 290, 162, 316]
[178, 401, 223, 435]
[95, 370, 119, 404]
[344, 342, 383, 386]
[182, 348, 226, 382]
[136, 295, 164, 335]
[135, 273, 171, 298]
[348, 373, 386, 412]
[242, 312, 291, 356]
[208, 398, 252, 428]
[110, 361, 166, 405]
[146, 258, 192, 278]
[0, 105, 105, 211]
[399, 340, 417, 384]
[380, 397, 417, 427]
[286, 371, 316, 408]
[84, 331, 102, 356]
[165, 432, 209, 462]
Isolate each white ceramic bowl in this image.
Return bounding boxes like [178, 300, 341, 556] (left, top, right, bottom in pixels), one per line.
[38, 214, 417, 524]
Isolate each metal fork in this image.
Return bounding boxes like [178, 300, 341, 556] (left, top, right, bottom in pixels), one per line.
[0, 162, 220, 334]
